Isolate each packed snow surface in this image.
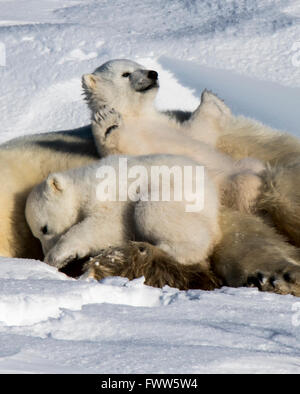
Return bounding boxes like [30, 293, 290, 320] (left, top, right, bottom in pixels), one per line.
[0, 0, 300, 373]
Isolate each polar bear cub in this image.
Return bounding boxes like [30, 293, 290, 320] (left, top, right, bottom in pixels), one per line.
[25, 154, 220, 270]
[82, 59, 224, 147]
[82, 59, 264, 213]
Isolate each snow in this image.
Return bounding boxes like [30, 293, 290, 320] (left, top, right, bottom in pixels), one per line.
[1, 261, 300, 373]
[0, 0, 300, 374]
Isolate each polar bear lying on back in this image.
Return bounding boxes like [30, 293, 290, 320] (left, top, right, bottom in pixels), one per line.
[25, 154, 220, 270]
[82, 60, 265, 213]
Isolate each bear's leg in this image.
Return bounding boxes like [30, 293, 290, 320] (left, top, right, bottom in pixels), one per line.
[83, 241, 222, 290]
[212, 208, 300, 296]
[44, 212, 128, 269]
[221, 171, 263, 213]
[183, 90, 231, 146]
[91, 105, 123, 156]
[258, 161, 300, 247]
[133, 200, 218, 266]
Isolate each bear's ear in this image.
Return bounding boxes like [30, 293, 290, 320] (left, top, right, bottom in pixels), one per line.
[82, 74, 98, 91]
[46, 173, 66, 193]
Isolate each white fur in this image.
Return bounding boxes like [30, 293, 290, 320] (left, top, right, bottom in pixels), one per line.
[83, 61, 226, 149]
[0, 131, 97, 258]
[84, 60, 265, 213]
[25, 154, 220, 269]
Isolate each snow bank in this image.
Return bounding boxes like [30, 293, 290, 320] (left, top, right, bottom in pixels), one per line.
[1, 258, 300, 373]
[0, 260, 169, 326]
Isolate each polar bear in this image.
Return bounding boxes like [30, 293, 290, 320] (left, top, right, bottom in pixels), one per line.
[83, 59, 300, 248]
[0, 128, 98, 259]
[82, 60, 224, 147]
[25, 154, 220, 270]
[83, 60, 265, 213]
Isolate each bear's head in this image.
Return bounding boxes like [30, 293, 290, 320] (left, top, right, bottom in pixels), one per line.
[82, 59, 159, 115]
[25, 173, 81, 256]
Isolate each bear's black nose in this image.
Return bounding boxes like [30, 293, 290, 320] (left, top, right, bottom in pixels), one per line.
[148, 70, 158, 80]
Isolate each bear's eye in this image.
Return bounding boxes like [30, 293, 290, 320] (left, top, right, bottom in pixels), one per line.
[41, 225, 48, 235]
[105, 125, 118, 138]
[138, 245, 147, 254]
[122, 72, 131, 78]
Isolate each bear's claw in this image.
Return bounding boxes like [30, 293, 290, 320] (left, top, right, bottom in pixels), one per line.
[92, 106, 122, 129]
[247, 264, 300, 296]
